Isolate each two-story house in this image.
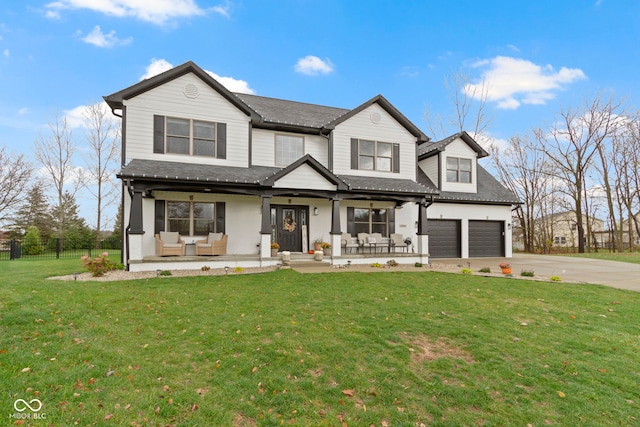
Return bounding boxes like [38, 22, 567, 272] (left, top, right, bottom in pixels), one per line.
[104, 61, 518, 271]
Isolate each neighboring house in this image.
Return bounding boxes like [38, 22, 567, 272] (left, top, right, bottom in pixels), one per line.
[104, 61, 519, 271]
[537, 211, 608, 250]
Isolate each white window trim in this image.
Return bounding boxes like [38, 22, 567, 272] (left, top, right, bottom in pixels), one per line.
[358, 139, 393, 172]
[446, 156, 473, 183]
[274, 134, 305, 167]
[165, 117, 218, 158]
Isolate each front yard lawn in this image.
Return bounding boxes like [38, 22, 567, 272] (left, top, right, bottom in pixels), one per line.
[1, 260, 638, 426]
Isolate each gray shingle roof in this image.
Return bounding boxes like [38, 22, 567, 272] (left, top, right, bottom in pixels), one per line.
[338, 174, 436, 195]
[418, 131, 489, 159]
[118, 159, 435, 196]
[118, 159, 280, 184]
[234, 93, 349, 129]
[420, 165, 520, 205]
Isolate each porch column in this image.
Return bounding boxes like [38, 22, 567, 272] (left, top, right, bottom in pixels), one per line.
[416, 201, 429, 261]
[260, 195, 272, 258]
[330, 198, 342, 257]
[129, 189, 145, 235]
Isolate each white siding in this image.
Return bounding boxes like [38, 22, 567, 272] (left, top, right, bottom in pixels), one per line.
[440, 138, 478, 193]
[332, 105, 417, 180]
[124, 73, 250, 167]
[273, 165, 337, 191]
[418, 156, 439, 187]
[251, 129, 328, 167]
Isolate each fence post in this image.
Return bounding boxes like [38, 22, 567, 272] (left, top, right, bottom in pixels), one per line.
[10, 239, 20, 260]
[56, 238, 61, 259]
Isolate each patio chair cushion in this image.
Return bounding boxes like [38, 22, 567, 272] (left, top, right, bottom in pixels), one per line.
[208, 232, 223, 242]
[160, 231, 180, 244]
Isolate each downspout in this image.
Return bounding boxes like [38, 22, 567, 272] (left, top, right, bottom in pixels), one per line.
[122, 179, 133, 271]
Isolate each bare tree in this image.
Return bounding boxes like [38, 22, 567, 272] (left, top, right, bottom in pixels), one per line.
[536, 95, 623, 253]
[425, 69, 492, 140]
[490, 132, 551, 253]
[82, 101, 120, 245]
[0, 147, 32, 224]
[33, 112, 80, 238]
[616, 115, 640, 250]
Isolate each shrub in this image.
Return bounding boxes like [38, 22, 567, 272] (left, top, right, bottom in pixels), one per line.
[234, 267, 244, 273]
[23, 226, 44, 255]
[550, 275, 562, 282]
[370, 262, 384, 268]
[81, 252, 120, 277]
[479, 267, 491, 273]
[159, 270, 172, 276]
[414, 262, 423, 268]
[201, 266, 211, 271]
[461, 268, 473, 275]
[387, 259, 398, 267]
[521, 270, 535, 277]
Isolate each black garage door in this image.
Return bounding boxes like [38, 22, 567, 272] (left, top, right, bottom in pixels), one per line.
[469, 220, 505, 257]
[428, 219, 461, 258]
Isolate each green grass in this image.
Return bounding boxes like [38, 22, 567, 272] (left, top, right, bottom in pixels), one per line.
[1, 260, 639, 426]
[556, 251, 640, 265]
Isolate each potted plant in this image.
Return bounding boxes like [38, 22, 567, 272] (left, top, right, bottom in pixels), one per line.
[313, 238, 323, 251]
[499, 262, 512, 274]
[270, 242, 280, 257]
[321, 241, 331, 255]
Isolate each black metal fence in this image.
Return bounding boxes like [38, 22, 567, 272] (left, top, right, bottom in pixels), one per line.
[0, 237, 121, 261]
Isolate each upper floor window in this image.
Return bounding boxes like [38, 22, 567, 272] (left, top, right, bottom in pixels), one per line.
[153, 115, 226, 159]
[446, 157, 472, 183]
[351, 139, 399, 173]
[275, 134, 304, 166]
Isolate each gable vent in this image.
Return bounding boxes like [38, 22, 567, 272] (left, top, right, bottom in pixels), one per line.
[183, 84, 199, 99]
[370, 111, 382, 124]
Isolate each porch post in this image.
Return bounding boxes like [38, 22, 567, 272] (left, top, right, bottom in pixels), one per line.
[260, 195, 272, 258]
[417, 201, 429, 261]
[129, 190, 145, 235]
[330, 198, 342, 257]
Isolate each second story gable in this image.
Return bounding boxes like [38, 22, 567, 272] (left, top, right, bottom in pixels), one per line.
[417, 132, 489, 194]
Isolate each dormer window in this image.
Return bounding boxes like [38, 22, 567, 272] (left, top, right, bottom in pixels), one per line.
[446, 157, 472, 183]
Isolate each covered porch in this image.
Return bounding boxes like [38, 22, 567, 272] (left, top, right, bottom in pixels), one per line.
[119, 156, 435, 272]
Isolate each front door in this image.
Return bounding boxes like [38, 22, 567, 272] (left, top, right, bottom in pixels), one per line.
[272, 205, 308, 252]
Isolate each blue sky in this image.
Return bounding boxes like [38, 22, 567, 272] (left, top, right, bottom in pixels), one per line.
[1, 0, 639, 227]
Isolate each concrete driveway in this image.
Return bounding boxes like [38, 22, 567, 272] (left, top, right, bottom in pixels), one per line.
[445, 253, 640, 292]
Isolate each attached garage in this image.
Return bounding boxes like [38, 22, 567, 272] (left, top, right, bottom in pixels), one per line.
[428, 219, 461, 258]
[469, 220, 505, 257]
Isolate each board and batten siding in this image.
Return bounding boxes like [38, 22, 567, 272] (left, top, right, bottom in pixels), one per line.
[439, 138, 478, 193]
[251, 129, 329, 167]
[123, 73, 250, 167]
[331, 105, 416, 180]
[418, 156, 439, 187]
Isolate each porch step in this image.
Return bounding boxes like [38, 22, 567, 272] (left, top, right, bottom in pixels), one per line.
[288, 260, 332, 273]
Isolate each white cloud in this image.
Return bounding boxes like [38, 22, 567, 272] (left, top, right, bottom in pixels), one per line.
[294, 55, 335, 76]
[18, 107, 29, 115]
[44, 0, 228, 25]
[140, 58, 256, 94]
[3, 49, 8, 57]
[63, 102, 114, 129]
[82, 25, 132, 47]
[463, 56, 587, 110]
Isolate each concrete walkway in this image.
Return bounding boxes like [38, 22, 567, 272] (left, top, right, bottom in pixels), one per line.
[439, 254, 640, 292]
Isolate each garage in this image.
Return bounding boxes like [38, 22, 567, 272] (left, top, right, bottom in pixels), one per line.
[469, 220, 505, 257]
[428, 219, 461, 258]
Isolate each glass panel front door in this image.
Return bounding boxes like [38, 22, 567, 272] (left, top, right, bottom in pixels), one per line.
[271, 205, 308, 252]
